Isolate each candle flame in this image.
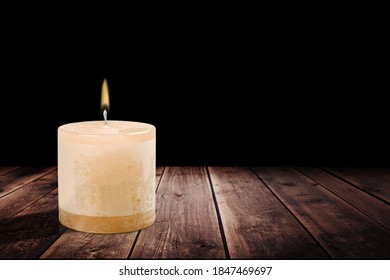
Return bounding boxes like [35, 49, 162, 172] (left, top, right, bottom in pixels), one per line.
[101, 78, 110, 112]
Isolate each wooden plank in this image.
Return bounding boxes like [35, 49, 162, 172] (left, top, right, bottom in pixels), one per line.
[298, 167, 390, 230]
[325, 168, 390, 203]
[0, 189, 66, 259]
[40, 230, 137, 259]
[209, 167, 329, 259]
[254, 167, 390, 259]
[130, 167, 225, 259]
[41, 167, 166, 259]
[0, 167, 56, 198]
[155, 166, 165, 191]
[0, 166, 19, 176]
[0, 170, 58, 224]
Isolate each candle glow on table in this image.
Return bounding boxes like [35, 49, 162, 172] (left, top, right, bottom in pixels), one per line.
[58, 80, 156, 233]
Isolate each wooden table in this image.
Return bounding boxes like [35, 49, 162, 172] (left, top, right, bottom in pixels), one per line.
[0, 166, 389, 259]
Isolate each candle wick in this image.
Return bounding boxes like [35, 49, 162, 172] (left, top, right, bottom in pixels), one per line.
[103, 109, 108, 127]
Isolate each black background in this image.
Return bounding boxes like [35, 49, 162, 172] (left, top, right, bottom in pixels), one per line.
[1, 12, 388, 166]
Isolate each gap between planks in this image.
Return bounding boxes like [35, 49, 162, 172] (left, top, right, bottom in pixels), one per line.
[296, 167, 390, 231]
[209, 167, 329, 259]
[0, 166, 20, 176]
[0, 170, 59, 225]
[323, 167, 390, 205]
[0, 189, 67, 259]
[0, 167, 56, 199]
[40, 167, 166, 259]
[253, 167, 390, 259]
[2, 166, 388, 260]
[129, 167, 226, 259]
[206, 167, 231, 259]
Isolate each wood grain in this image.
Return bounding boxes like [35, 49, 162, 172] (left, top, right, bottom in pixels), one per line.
[0, 170, 58, 224]
[41, 167, 166, 259]
[325, 168, 390, 203]
[130, 167, 225, 259]
[0, 166, 19, 176]
[40, 230, 137, 259]
[1, 166, 389, 259]
[254, 167, 390, 259]
[298, 167, 390, 230]
[0, 167, 55, 198]
[0, 189, 66, 259]
[209, 167, 329, 259]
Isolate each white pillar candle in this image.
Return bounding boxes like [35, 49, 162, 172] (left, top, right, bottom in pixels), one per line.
[58, 120, 156, 233]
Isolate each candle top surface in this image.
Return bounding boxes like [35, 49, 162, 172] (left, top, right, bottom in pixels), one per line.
[59, 121, 154, 135]
[58, 121, 155, 143]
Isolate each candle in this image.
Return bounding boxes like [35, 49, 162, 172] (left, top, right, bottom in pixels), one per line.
[57, 80, 156, 233]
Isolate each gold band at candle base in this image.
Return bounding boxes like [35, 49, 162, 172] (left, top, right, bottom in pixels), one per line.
[59, 208, 155, 234]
